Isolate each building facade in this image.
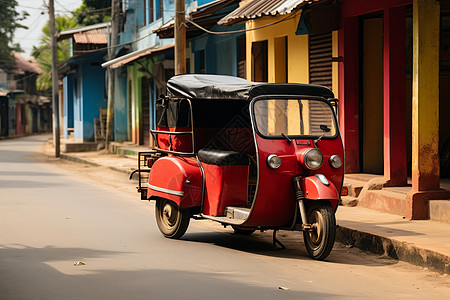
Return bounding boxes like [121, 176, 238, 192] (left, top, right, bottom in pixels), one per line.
[219, 0, 449, 219]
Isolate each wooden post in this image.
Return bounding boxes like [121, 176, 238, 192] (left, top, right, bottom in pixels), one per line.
[338, 17, 360, 173]
[383, 6, 407, 186]
[406, 0, 449, 219]
[175, 0, 186, 75]
[105, 0, 120, 152]
[49, 0, 60, 157]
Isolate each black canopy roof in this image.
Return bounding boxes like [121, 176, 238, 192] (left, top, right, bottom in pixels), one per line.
[166, 74, 335, 100]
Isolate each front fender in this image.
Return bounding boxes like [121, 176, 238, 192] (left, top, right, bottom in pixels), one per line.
[147, 156, 202, 207]
[301, 175, 339, 200]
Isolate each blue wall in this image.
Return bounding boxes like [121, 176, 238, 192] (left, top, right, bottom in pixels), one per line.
[73, 70, 82, 140]
[67, 51, 107, 142]
[63, 74, 74, 139]
[191, 24, 245, 76]
[113, 72, 128, 141]
[80, 62, 107, 141]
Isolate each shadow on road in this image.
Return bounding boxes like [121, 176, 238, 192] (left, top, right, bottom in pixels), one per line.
[181, 230, 399, 268]
[0, 244, 339, 299]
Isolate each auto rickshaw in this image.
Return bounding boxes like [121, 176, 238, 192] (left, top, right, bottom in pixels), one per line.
[134, 74, 345, 260]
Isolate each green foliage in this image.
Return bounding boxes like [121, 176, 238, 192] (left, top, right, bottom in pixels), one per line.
[32, 0, 112, 92]
[73, 0, 112, 26]
[0, 0, 28, 70]
[32, 16, 78, 92]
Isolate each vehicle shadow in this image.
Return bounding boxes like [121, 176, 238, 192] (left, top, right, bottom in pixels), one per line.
[0, 244, 339, 299]
[182, 230, 399, 267]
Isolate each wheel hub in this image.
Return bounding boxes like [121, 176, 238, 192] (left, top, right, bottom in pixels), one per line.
[162, 203, 177, 227]
[307, 211, 324, 246]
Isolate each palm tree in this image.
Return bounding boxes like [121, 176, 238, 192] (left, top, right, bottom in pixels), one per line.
[32, 15, 78, 92]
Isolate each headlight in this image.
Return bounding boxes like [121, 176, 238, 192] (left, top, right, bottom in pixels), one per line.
[267, 154, 281, 169]
[304, 148, 323, 170]
[329, 155, 343, 169]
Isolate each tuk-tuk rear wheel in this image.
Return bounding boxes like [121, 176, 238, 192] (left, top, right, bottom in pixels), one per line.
[302, 200, 336, 260]
[155, 198, 190, 239]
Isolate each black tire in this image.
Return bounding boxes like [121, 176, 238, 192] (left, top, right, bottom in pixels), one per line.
[155, 198, 190, 239]
[232, 226, 255, 235]
[303, 201, 336, 260]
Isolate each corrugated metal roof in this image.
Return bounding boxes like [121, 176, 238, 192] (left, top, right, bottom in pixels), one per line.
[218, 0, 321, 25]
[73, 28, 107, 44]
[58, 22, 110, 41]
[102, 43, 175, 69]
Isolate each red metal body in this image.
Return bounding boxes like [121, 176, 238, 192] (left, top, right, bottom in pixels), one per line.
[147, 125, 344, 228]
[147, 156, 202, 207]
[241, 136, 343, 227]
[301, 176, 339, 203]
[147, 92, 344, 229]
[202, 164, 249, 216]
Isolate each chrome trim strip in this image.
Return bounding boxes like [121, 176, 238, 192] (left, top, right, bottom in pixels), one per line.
[148, 183, 184, 197]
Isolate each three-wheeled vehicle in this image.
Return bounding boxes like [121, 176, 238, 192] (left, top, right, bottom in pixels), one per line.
[134, 74, 344, 260]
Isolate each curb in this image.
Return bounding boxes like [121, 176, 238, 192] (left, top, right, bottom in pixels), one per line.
[58, 153, 450, 275]
[336, 226, 450, 274]
[60, 154, 101, 167]
[60, 154, 133, 175]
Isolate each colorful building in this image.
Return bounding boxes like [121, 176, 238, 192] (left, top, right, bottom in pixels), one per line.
[220, 0, 450, 219]
[0, 53, 51, 138]
[59, 23, 109, 146]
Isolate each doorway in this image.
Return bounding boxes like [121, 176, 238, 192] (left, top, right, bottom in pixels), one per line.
[360, 15, 384, 174]
[141, 77, 150, 146]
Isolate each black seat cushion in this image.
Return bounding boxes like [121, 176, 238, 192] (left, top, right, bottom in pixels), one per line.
[198, 149, 249, 166]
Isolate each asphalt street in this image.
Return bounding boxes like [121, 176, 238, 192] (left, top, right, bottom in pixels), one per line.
[0, 135, 449, 299]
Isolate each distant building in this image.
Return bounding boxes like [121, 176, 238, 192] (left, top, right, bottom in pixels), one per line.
[0, 52, 51, 138]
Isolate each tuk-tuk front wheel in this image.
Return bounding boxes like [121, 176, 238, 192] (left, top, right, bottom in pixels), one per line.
[303, 201, 336, 260]
[155, 198, 190, 239]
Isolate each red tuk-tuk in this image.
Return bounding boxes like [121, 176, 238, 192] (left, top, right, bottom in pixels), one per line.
[135, 74, 344, 260]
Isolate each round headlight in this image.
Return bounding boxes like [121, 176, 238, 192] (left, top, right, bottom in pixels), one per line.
[329, 155, 343, 169]
[304, 149, 323, 170]
[267, 154, 281, 169]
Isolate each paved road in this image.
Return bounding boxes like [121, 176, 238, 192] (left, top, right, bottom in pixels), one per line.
[1, 135, 449, 300]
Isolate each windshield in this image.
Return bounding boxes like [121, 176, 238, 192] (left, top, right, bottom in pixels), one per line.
[253, 98, 337, 138]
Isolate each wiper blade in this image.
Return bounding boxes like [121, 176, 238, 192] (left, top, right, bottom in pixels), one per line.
[281, 133, 291, 144]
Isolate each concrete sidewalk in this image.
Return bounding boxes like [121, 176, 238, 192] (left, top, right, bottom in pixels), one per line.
[49, 145, 450, 275]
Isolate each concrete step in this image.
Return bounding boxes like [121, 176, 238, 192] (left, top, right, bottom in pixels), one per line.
[61, 141, 98, 153]
[343, 178, 365, 197]
[429, 200, 450, 225]
[357, 189, 408, 217]
[340, 196, 358, 207]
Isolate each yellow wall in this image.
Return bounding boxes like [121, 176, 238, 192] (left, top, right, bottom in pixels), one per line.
[245, 13, 309, 84]
[332, 30, 339, 98]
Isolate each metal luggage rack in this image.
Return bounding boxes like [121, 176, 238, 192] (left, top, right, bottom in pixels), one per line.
[135, 151, 161, 200]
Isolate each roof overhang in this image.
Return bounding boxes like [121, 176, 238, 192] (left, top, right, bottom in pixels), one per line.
[218, 0, 327, 25]
[58, 22, 110, 41]
[101, 43, 174, 69]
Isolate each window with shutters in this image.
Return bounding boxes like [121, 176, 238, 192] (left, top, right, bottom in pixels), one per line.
[309, 33, 333, 134]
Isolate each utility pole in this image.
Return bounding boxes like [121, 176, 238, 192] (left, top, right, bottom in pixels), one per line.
[175, 0, 186, 74]
[105, 0, 120, 152]
[49, 0, 60, 157]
